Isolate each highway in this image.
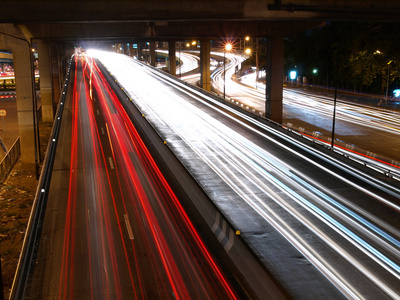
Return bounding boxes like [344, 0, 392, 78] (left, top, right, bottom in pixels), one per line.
[90, 50, 400, 299]
[24, 54, 249, 299]
[209, 52, 400, 164]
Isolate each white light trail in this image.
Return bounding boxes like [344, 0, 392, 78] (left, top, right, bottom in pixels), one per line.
[89, 50, 400, 299]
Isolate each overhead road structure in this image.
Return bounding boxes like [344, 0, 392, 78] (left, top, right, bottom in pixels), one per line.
[3, 0, 400, 23]
[1, 0, 400, 162]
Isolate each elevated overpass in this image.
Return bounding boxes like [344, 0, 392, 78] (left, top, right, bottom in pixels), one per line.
[1, 0, 400, 163]
[2, 1, 400, 299]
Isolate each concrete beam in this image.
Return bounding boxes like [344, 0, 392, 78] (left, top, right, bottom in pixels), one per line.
[200, 40, 211, 92]
[137, 43, 143, 61]
[27, 21, 324, 41]
[0, 25, 38, 164]
[13, 48, 38, 164]
[37, 41, 54, 122]
[149, 41, 156, 67]
[3, 1, 400, 23]
[168, 41, 176, 76]
[265, 35, 284, 124]
[50, 43, 61, 106]
[123, 42, 128, 55]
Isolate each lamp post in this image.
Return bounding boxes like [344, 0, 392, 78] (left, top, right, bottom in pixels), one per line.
[223, 43, 232, 99]
[312, 68, 318, 90]
[385, 60, 393, 102]
[289, 70, 297, 87]
[178, 41, 182, 79]
[331, 82, 338, 149]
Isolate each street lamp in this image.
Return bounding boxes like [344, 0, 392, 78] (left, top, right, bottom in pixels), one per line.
[385, 60, 393, 102]
[312, 68, 318, 89]
[224, 43, 232, 99]
[289, 70, 297, 86]
[178, 41, 182, 79]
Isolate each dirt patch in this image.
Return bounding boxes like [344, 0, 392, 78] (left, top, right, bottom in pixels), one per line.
[0, 122, 52, 299]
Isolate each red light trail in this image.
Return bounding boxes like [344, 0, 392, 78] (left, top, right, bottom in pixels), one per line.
[56, 54, 239, 299]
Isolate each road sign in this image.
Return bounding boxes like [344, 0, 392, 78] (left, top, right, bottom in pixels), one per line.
[0, 109, 6, 117]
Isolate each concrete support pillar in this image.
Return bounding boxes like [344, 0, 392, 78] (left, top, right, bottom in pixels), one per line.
[13, 47, 38, 164]
[200, 39, 211, 91]
[37, 41, 53, 122]
[123, 43, 128, 55]
[0, 25, 39, 166]
[50, 43, 60, 106]
[168, 41, 176, 76]
[137, 43, 143, 60]
[265, 35, 284, 124]
[129, 43, 134, 57]
[150, 41, 156, 67]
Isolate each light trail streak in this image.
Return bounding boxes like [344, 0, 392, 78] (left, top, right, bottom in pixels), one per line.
[56, 53, 240, 299]
[91, 50, 400, 299]
[209, 52, 400, 167]
[91, 58, 238, 299]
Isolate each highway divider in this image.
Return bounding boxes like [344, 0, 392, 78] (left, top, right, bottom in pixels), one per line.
[97, 59, 291, 299]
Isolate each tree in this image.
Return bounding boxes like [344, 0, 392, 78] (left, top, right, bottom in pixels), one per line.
[284, 22, 400, 94]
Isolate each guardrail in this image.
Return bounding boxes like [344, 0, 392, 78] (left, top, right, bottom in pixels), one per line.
[131, 56, 400, 183]
[0, 137, 20, 183]
[283, 121, 400, 182]
[9, 57, 73, 300]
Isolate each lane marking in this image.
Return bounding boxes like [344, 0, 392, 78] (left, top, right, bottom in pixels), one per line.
[124, 214, 134, 240]
[108, 157, 115, 169]
[105, 123, 115, 157]
[96, 109, 100, 115]
[100, 127, 105, 135]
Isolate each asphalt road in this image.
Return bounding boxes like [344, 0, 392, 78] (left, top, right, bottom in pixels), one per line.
[209, 52, 400, 163]
[25, 55, 250, 299]
[93, 51, 400, 299]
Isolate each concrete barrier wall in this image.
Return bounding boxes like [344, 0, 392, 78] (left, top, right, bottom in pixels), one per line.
[98, 60, 290, 299]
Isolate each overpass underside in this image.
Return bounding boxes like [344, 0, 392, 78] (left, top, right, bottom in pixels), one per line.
[0, 0, 399, 161]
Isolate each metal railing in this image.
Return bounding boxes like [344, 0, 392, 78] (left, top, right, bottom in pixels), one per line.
[0, 137, 21, 183]
[9, 57, 73, 300]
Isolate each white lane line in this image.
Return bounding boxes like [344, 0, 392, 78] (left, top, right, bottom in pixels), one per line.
[124, 214, 134, 240]
[101, 127, 105, 135]
[96, 109, 100, 115]
[108, 157, 115, 169]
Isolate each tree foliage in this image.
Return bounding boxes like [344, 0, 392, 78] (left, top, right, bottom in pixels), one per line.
[284, 22, 400, 94]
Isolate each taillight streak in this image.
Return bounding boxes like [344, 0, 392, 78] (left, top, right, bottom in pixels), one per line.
[90, 57, 238, 299]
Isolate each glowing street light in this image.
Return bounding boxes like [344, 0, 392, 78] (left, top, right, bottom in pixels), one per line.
[289, 70, 297, 80]
[224, 43, 233, 99]
[312, 69, 318, 89]
[289, 70, 297, 87]
[245, 48, 251, 55]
